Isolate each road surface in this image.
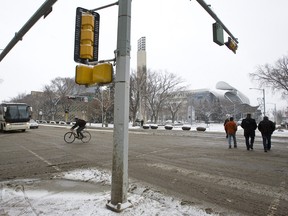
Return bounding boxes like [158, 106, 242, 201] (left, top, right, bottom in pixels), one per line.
[0, 125, 287, 215]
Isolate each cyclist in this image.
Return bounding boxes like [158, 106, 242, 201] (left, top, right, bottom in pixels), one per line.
[70, 117, 86, 139]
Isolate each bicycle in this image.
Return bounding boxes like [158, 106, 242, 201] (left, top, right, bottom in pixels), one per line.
[64, 129, 91, 143]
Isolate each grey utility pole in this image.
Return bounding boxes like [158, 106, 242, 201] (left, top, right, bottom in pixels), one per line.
[106, 0, 132, 212]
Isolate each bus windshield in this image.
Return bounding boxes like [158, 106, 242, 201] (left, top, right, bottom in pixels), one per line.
[5, 104, 30, 123]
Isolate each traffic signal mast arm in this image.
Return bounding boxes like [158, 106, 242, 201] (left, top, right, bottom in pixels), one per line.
[0, 0, 58, 62]
[195, 0, 239, 44]
[86, 57, 116, 66]
[90, 1, 119, 12]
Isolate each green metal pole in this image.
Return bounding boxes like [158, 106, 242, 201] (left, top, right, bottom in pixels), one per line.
[0, 0, 58, 62]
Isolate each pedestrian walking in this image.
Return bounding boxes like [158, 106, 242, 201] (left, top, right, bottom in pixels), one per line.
[241, 113, 257, 150]
[258, 116, 276, 152]
[224, 117, 229, 138]
[224, 117, 237, 148]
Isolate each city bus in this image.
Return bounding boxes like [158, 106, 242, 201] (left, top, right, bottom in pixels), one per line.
[0, 103, 32, 132]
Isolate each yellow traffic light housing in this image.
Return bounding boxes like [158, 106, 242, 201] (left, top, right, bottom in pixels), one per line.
[75, 65, 93, 85]
[75, 63, 113, 86]
[80, 13, 94, 60]
[74, 7, 100, 64]
[92, 63, 113, 84]
[225, 37, 238, 54]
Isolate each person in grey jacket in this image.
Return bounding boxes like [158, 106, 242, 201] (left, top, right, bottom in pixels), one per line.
[258, 116, 276, 152]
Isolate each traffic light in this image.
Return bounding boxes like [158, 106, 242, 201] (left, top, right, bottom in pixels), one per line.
[74, 7, 100, 64]
[75, 65, 93, 85]
[80, 13, 94, 60]
[213, 22, 224, 46]
[92, 63, 113, 84]
[75, 63, 113, 86]
[225, 37, 238, 54]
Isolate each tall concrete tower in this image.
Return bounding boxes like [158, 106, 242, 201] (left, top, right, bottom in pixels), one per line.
[137, 36, 147, 70]
[137, 37, 147, 122]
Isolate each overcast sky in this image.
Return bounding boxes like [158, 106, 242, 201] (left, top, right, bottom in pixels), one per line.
[1, 0, 288, 114]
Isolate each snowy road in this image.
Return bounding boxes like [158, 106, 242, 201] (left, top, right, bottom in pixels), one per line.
[1, 125, 287, 215]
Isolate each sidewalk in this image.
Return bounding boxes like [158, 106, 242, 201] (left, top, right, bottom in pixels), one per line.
[0, 168, 217, 216]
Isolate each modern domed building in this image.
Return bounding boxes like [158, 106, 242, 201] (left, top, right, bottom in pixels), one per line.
[214, 81, 259, 114]
[184, 81, 259, 123]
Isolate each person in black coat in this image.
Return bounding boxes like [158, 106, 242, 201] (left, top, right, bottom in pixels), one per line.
[71, 117, 86, 138]
[258, 116, 276, 152]
[241, 113, 257, 150]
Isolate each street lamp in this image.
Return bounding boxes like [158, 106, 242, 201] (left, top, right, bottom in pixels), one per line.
[249, 88, 266, 116]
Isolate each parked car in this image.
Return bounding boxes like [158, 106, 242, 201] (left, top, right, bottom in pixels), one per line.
[29, 119, 39, 129]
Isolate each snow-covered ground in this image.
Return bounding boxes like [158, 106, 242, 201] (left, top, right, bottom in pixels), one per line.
[1, 168, 217, 216]
[128, 122, 288, 138]
[1, 123, 287, 215]
[46, 120, 288, 137]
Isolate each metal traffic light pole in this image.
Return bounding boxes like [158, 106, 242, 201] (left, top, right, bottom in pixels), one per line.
[195, 0, 239, 44]
[0, 0, 58, 62]
[106, 0, 132, 212]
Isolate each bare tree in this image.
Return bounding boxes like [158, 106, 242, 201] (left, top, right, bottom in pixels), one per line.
[163, 91, 188, 123]
[250, 55, 288, 98]
[276, 109, 285, 124]
[129, 69, 147, 126]
[9, 93, 28, 103]
[4, 76, 114, 122]
[41, 85, 59, 120]
[166, 101, 183, 124]
[192, 96, 224, 123]
[9, 91, 47, 120]
[51, 77, 79, 115]
[102, 87, 114, 125]
[145, 70, 185, 123]
[92, 85, 114, 125]
[210, 98, 225, 122]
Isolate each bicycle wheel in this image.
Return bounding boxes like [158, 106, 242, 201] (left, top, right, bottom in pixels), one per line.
[64, 131, 76, 143]
[81, 131, 91, 143]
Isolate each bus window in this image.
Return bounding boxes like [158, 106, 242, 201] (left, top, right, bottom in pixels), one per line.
[19, 106, 29, 119]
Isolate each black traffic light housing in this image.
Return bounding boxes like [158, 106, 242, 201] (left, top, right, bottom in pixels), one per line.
[213, 22, 224, 46]
[74, 7, 100, 64]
